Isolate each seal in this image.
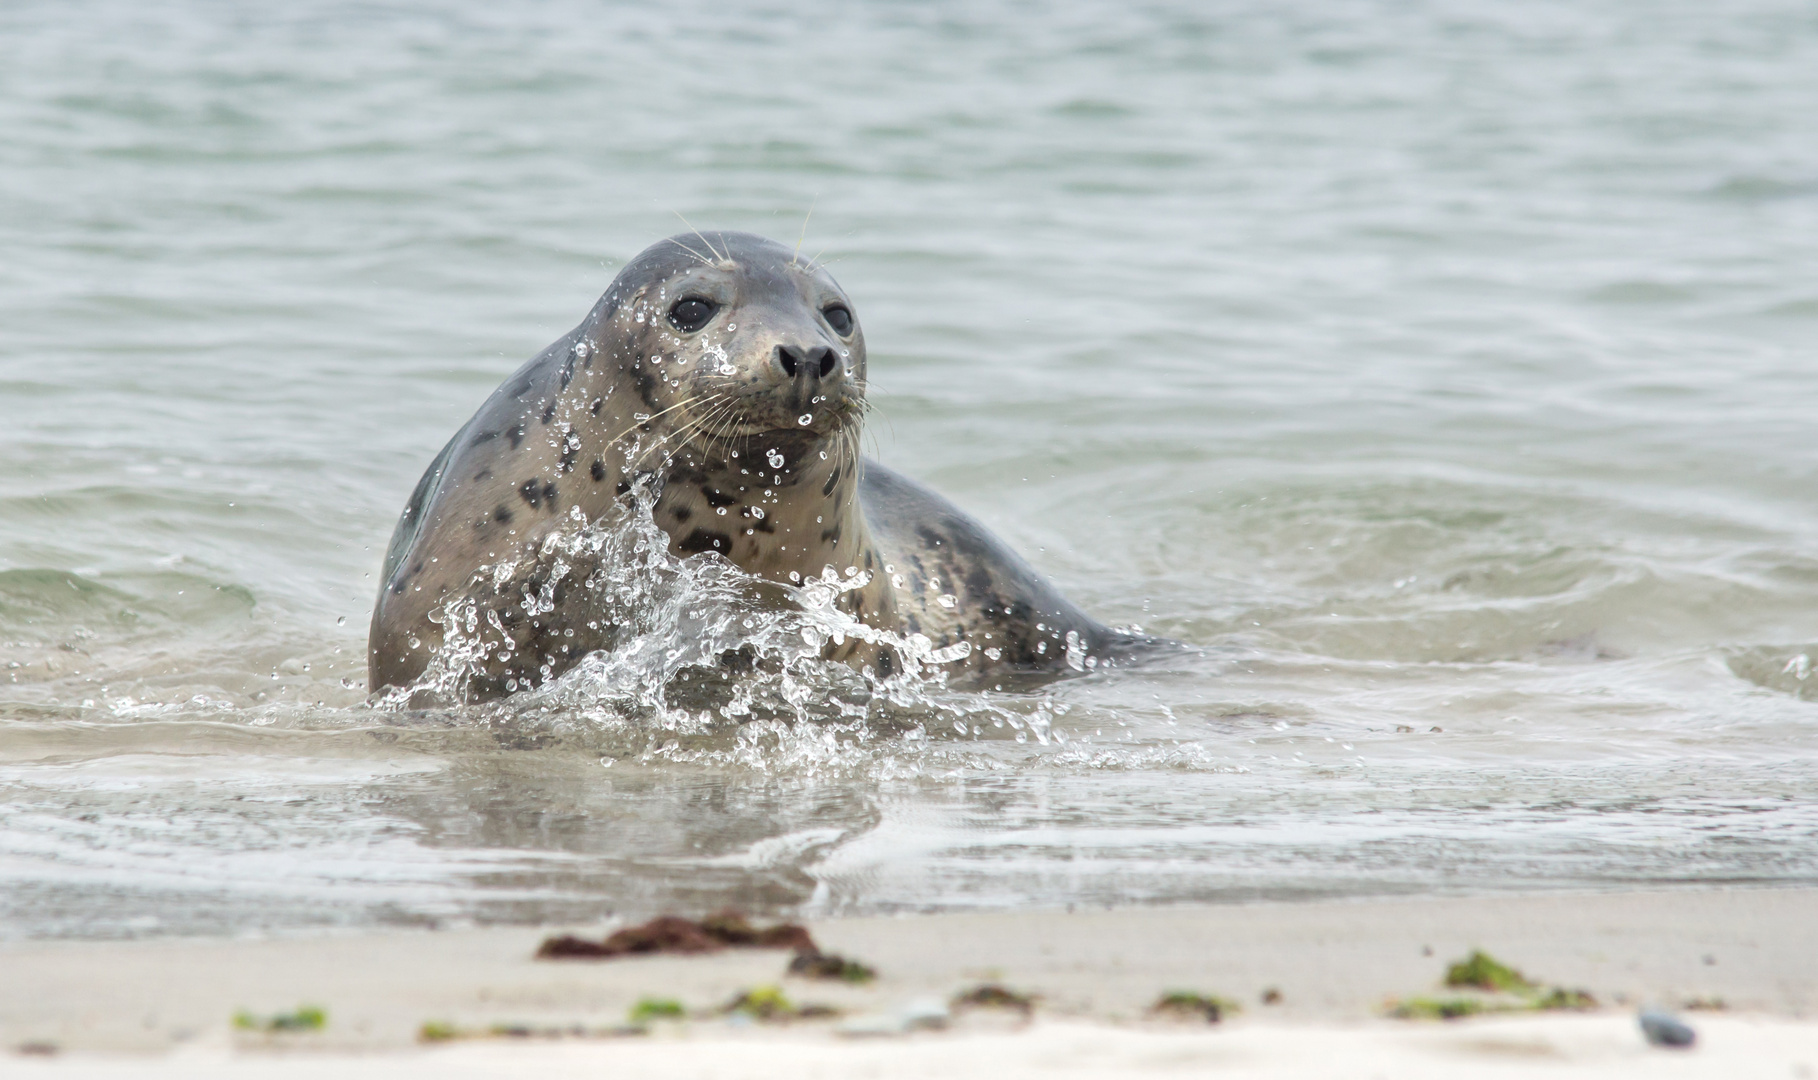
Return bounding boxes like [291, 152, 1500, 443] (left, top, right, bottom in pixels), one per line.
[369, 231, 1137, 699]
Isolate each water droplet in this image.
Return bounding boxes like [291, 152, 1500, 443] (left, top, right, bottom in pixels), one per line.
[716, 507, 727, 515]
[766, 449, 784, 468]
[335, 616, 346, 626]
[797, 414, 813, 425]
[751, 506, 765, 519]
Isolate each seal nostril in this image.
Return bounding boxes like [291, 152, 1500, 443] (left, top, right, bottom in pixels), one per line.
[777, 344, 835, 379]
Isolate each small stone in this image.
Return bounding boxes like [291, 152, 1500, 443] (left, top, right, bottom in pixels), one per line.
[1639, 1009, 1696, 1048]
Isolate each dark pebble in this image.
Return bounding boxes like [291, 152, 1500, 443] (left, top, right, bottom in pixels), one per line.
[1639, 1009, 1696, 1048]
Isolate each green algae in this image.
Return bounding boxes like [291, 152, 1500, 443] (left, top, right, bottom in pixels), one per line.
[1444, 951, 1533, 993]
[233, 1005, 326, 1033]
[1151, 991, 1242, 1023]
[1388, 997, 1490, 1020]
[418, 1020, 458, 1042]
[1389, 950, 1599, 1021]
[629, 997, 687, 1023]
[724, 984, 840, 1022]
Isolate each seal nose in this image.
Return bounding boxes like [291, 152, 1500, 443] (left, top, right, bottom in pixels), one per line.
[775, 344, 838, 380]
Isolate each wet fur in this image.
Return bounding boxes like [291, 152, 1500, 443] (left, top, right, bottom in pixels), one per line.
[369, 232, 1128, 699]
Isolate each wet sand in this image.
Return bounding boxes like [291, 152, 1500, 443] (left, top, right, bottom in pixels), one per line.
[3, 887, 1814, 1076]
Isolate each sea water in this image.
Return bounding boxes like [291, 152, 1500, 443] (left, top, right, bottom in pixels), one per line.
[3, 0, 1818, 939]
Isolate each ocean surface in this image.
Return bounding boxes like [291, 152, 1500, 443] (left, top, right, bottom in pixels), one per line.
[4, 0, 1818, 940]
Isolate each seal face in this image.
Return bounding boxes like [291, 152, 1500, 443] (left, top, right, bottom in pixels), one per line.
[369, 231, 1130, 699]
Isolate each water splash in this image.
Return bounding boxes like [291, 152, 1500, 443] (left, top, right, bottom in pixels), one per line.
[375, 485, 1051, 765]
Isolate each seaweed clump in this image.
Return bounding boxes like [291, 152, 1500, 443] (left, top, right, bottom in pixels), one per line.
[1150, 991, 1241, 1024]
[788, 951, 878, 983]
[1533, 987, 1598, 1011]
[1388, 997, 1486, 1021]
[628, 997, 687, 1023]
[536, 910, 816, 960]
[951, 984, 1036, 1017]
[233, 1005, 326, 1033]
[1444, 950, 1534, 993]
[1388, 950, 1598, 1021]
[724, 985, 839, 1023]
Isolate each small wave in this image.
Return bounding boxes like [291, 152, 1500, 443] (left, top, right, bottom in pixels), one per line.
[1727, 644, 1818, 702]
[1705, 174, 1818, 202]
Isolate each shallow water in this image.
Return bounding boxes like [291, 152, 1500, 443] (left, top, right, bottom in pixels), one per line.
[4, 0, 1818, 940]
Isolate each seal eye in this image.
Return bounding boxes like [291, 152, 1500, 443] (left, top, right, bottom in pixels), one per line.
[668, 297, 716, 333]
[822, 304, 853, 336]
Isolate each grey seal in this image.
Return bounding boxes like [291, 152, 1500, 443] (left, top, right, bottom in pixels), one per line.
[368, 231, 1138, 699]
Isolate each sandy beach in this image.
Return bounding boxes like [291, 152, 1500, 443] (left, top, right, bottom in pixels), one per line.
[4, 887, 1814, 1076]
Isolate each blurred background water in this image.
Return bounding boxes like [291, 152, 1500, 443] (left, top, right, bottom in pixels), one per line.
[3, 0, 1818, 940]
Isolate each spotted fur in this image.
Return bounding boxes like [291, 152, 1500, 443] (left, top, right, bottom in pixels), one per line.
[368, 232, 1129, 698]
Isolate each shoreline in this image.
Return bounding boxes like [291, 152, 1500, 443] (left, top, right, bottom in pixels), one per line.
[4, 886, 1815, 1075]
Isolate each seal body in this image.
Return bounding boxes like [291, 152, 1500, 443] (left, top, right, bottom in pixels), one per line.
[368, 231, 1129, 699]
